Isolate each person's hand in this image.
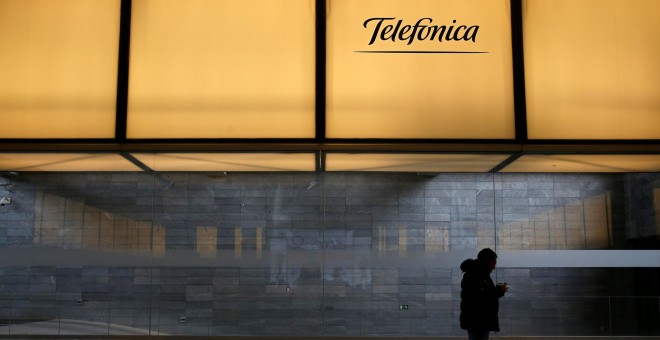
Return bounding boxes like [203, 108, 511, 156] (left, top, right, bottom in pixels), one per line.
[497, 282, 508, 292]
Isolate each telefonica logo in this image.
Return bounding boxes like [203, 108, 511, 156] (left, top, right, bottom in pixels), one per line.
[357, 17, 485, 54]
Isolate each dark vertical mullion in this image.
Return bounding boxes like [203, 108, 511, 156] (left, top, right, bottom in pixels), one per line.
[315, 0, 327, 142]
[510, 0, 528, 143]
[316, 151, 326, 172]
[115, 0, 132, 142]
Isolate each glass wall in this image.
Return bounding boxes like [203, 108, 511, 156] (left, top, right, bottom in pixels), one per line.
[0, 171, 658, 337]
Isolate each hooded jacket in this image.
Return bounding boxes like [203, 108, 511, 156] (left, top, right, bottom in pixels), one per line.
[460, 258, 504, 332]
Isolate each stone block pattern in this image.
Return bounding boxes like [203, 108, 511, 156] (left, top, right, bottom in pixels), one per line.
[0, 172, 657, 337]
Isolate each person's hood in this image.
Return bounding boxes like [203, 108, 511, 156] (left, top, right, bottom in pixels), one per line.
[460, 258, 483, 273]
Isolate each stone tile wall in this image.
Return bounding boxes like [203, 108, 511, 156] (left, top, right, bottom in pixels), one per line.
[0, 172, 658, 337]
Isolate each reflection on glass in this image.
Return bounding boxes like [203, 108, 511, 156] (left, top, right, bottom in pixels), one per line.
[496, 192, 612, 250]
[33, 191, 159, 253]
[0, 172, 658, 337]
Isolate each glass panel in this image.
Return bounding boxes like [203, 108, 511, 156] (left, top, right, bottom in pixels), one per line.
[326, 0, 515, 139]
[1, 172, 658, 337]
[499, 250, 660, 267]
[131, 152, 317, 171]
[0, 153, 142, 171]
[501, 154, 660, 173]
[127, 0, 316, 138]
[325, 153, 510, 172]
[524, 0, 660, 139]
[0, 0, 120, 138]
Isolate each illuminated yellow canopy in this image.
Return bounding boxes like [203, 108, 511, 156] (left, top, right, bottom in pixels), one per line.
[0, 0, 658, 173]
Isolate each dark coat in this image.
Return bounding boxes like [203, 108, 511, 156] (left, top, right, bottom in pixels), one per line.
[460, 258, 504, 332]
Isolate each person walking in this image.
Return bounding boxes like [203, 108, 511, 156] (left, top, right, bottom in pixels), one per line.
[460, 248, 508, 340]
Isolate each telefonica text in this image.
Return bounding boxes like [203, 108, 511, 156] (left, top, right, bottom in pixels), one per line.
[364, 17, 479, 45]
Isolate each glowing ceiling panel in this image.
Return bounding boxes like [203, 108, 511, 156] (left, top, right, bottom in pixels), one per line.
[502, 154, 660, 173]
[131, 153, 317, 172]
[325, 153, 511, 172]
[0, 153, 141, 172]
